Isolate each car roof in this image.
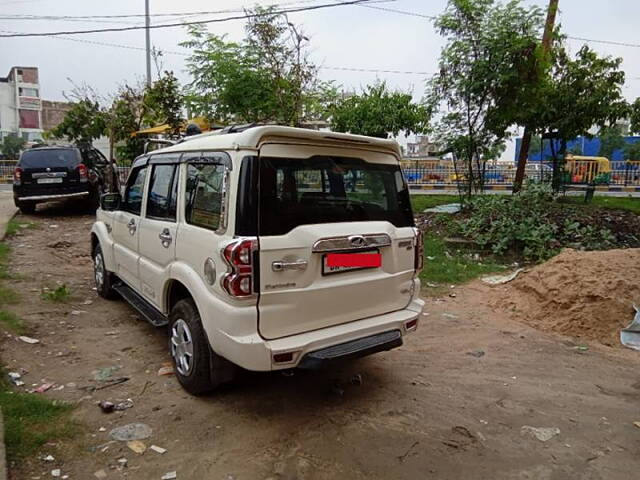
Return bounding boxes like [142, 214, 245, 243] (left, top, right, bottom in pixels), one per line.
[153, 126, 402, 158]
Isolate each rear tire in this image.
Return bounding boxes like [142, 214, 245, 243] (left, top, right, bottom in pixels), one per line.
[17, 201, 36, 214]
[93, 244, 117, 300]
[169, 299, 235, 395]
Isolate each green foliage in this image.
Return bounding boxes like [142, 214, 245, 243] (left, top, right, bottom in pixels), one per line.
[537, 45, 628, 149]
[142, 71, 184, 135]
[630, 98, 640, 135]
[623, 141, 640, 161]
[426, 0, 544, 196]
[181, 7, 333, 126]
[0, 310, 23, 332]
[49, 99, 107, 146]
[5, 219, 36, 239]
[0, 135, 26, 159]
[597, 126, 625, 160]
[457, 183, 619, 260]
[41, 284, 71, 302]
[108, 85, 146, 163]
[329, 81, 430, 138]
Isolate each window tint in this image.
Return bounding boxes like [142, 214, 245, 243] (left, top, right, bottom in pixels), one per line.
[258, 156, 413, 235]
[185, 163, 225, 231]
[146, 164, 178, 221]
[123, 166, 147, 215]
[19, 149, 80, 168]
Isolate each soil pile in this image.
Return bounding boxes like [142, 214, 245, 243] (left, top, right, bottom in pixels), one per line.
[493, 248, 640, 346]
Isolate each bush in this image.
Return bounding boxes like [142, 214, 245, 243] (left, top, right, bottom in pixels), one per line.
[457, 182, 616, 261]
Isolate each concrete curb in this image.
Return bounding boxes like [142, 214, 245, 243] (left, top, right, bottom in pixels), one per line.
[0, 195, 18, 480]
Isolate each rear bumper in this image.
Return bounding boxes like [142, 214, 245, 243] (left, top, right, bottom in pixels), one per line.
[297, 330, 403, 369]
[212, 296, 424, 371]
[15, 191, 90, 202]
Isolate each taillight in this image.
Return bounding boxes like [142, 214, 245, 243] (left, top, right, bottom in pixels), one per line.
[13, 167, 22, 186]
[78, 163, 88, 182]
[221, 238, 258, 298]
[414, 228, 424, 273]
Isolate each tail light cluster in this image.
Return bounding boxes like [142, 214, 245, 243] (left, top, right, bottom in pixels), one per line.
[78, 163, 88, 182]
[13, 167, 22, 186]
[414, 228, 424, 273]
[221, 238, 258, 298]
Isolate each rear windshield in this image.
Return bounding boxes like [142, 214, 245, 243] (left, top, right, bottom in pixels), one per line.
[258, 156, 414, 235]
[19, 149, 80, 169]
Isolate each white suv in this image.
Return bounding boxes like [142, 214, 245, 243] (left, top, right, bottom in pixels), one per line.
[91, 126, 424, 394]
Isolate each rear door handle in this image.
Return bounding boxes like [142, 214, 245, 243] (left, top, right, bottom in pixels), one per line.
[272, 260, 308, 272]
[127, 218, 136, 235]
[159, 228, 172, 248]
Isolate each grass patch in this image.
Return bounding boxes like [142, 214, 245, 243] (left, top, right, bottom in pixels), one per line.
[0, 310, 23, 333]
[410, 194, 461, 213]
[420, 233, 507, 287]
[0, 378, 76, 462]
[5, 219, 37, 238]
[0, 285, 19, 304]
[560, 195, 640, 214]
[41, 284, 71, 302]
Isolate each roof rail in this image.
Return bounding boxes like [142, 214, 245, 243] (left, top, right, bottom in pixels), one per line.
[219, 123, 259, 134]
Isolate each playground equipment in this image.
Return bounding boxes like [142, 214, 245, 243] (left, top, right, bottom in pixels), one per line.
[563, 154, 611, 184]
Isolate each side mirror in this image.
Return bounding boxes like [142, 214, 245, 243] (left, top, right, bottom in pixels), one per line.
[100, 192, 121, 211]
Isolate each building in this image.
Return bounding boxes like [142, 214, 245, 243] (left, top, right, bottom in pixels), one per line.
[41, 100, 73, 132]
[0, 66, 43, 143]
[405, 135, 440, 158]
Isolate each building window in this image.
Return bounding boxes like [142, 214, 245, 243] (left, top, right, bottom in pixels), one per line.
[19, 87, 38, 97]
[19, 110, 39, 129]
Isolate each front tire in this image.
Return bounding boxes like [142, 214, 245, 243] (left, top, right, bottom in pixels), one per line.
[169, 299, 235, 395]
[93, 244, 117, 300]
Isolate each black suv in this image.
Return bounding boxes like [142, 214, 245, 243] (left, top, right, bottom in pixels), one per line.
[13, 145, 118, 214]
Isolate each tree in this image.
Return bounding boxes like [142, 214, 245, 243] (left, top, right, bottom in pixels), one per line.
[181, 7, 333, 126]
[623, 141, 640, 161]
[49, 98, 107, 146]
[108, 85, 147, 163]
[426, 0, 544, 197]
[329, 82, 429, 138]
[0, 135, 26, 159]
[143, 71, 183, 135]
[598, 125, 625, 161]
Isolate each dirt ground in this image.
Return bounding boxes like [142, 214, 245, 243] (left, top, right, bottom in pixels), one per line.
[3, 203, 640, 480]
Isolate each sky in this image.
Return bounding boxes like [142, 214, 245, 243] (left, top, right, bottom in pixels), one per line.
[1, 0, 640, 160]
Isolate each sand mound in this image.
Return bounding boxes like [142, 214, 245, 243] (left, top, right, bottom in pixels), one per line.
[493, 248, 640, 346]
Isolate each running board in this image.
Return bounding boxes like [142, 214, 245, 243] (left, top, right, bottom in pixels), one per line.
[113, 283, 169, 327]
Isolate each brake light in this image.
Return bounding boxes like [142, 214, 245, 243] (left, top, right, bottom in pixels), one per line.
[414, 228, 424, 273]
[221, 238, 258, 297]
[13, 167, 22, 185]
[78, 163, 88, 182]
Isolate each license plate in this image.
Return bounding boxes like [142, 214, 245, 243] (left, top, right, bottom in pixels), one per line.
[37, 178, 63, 184]
[322, 250, 381, 275]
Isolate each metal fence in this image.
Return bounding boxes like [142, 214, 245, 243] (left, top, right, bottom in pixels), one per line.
[2, 161, 639, 188]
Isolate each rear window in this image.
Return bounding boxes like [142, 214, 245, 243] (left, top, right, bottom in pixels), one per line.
[258, 156, 413, 236]
[19, 149, 80, 169]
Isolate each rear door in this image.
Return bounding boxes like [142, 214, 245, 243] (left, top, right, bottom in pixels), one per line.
[112, 164, 148, 289]
[256, 145, 417, 340]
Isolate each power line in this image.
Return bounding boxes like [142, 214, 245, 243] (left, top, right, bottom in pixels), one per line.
[356, 3, 435, 19]
[566, 36, 640, 49]
[0, 0, 375, 37]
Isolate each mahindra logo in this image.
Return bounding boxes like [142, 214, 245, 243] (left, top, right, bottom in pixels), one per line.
[46, 167, 51, 172]
[348, 235, 366, 248]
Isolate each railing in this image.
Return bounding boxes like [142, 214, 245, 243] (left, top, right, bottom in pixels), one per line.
[1, 162, 639, 188]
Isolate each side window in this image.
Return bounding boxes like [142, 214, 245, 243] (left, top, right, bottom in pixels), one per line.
[123, 166, 148, 215]
[146, 164, 178, 221]
[185, 163, 226, 231]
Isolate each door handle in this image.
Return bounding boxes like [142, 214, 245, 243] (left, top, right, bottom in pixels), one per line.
[272, 259, 308, 272]
[127, 218, 136, 235]
[158, 228, 172, 248]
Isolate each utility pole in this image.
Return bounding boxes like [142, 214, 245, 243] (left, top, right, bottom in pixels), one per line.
[145, 0, 152, 86]
[513, 0, 559, 193]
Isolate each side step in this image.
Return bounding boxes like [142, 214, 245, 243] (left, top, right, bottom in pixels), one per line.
[297, 329, 403, 370]
[113, 283, 169, 327]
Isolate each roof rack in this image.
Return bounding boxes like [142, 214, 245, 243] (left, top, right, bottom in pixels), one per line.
[218, 123, 259, 134]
